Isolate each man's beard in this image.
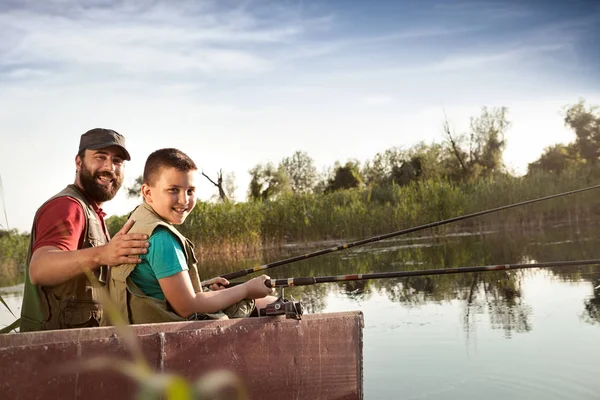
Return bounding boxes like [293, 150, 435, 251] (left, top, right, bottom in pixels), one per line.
[79, 164, 123, 203]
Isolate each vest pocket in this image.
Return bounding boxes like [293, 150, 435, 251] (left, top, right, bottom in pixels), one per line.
[61, 298, 101, 328]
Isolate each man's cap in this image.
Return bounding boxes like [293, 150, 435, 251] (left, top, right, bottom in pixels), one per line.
[78, 128, 131, 161]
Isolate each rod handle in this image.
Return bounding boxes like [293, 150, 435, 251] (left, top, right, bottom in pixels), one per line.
[221, 270, 248, 280]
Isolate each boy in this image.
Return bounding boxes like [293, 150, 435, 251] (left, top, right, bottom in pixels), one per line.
[105, 148, 274, 325]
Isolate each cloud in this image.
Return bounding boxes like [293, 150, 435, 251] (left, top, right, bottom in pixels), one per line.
[0, 1, 489, 86]
[432, 1, 536, 21]
[279, 25, 481, 62]
[364, 95, 394, 106]
[426, 44, 566, 72]
[0, 0, 329, 82]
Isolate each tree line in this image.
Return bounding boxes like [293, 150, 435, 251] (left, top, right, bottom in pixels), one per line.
[189, 99, 599, 202]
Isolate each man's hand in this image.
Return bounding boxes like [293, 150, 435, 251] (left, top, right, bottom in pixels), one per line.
[97, 219, 149, 266]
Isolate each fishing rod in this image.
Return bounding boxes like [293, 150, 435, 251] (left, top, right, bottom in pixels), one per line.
[253, 259, 600, 320]
[261, 259, 600, 288]
[0, 174, 9, 230]
[201, 184, 600, 285]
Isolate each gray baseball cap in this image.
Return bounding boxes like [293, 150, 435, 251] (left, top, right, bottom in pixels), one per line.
[78, 128, 131, 161]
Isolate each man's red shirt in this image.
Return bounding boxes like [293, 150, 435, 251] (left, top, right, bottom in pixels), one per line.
[32, 197, 109, 253]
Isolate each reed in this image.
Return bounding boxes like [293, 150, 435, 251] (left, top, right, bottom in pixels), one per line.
[0, 230, 28, 287]
[169, 167, 600, 253]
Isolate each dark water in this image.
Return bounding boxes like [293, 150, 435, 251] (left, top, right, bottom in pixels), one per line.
[2, 224, 600, 399]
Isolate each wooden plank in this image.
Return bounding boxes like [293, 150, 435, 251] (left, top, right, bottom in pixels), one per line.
[0, 312, 364, 400]
[0, 340, 78, 400]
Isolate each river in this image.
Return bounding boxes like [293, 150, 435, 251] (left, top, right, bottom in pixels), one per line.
[2, 223, 600, 399]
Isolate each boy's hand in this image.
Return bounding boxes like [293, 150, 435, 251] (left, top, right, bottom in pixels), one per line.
[244, 275, 276, 299]
[99, 219, 149, 266]
[208, 277, 230, 291]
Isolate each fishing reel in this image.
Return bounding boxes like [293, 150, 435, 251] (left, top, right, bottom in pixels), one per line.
[259, 288, 304, 320]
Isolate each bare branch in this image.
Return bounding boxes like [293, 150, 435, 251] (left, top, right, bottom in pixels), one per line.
[202, 170, 229, 202]
[201, 171, 219, 187]
[443, 116, 468, 172]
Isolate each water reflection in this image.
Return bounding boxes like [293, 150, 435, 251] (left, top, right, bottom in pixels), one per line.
[463, 276, 532, 338]
[583, 285, 600, 325]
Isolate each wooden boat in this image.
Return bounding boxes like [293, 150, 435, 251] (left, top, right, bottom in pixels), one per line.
[0, 311, 364, 400]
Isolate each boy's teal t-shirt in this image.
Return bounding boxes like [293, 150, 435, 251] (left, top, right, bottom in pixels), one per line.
[129, 226, 188, 300]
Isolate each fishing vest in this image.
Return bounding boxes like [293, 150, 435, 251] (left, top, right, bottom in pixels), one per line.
[103, 202, 254, 326]
[20, 185, 109, 332]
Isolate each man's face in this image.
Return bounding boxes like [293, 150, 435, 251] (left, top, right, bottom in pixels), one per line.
[142, 166, 197, 225]
[76, 147, 125, 203]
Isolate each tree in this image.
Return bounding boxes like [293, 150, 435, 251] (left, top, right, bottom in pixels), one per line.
[564, 99, 600, 165]
[527, 100, 600, 174]
[404, 142, 445, 182]
[202, 169, 229, 202]
[279, 151, 318, 194]
[223, 171, 237, 202]
[443, 106, 510, 183]
[126, 175, 143, 199]
[325, 160, 363, 192]
[527, 143, 583, 174]
[390, 157, 422, 186]
[362, 147, 405, 187]
[314, 166, 334, 194]
[105, 214, 128, 237]
[247, 163, 292, 201]
[362, 143, 445, 187]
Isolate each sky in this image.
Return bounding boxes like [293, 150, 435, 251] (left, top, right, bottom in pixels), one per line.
[1, 0, 599, 232]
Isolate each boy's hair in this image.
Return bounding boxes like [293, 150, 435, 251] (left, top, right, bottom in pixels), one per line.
[143, 148, 198, 185]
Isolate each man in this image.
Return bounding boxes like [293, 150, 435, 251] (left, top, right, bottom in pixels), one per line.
[20, 128, 149, 332]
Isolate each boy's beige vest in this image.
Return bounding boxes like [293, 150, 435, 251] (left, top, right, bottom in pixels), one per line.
[20, 185, 108, 332]
[104, 203, 253, 325]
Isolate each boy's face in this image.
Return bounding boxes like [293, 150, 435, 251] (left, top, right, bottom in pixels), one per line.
[142, 166, 197, 225]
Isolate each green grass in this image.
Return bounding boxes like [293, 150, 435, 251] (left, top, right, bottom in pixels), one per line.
[0, 230, 28, 287]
